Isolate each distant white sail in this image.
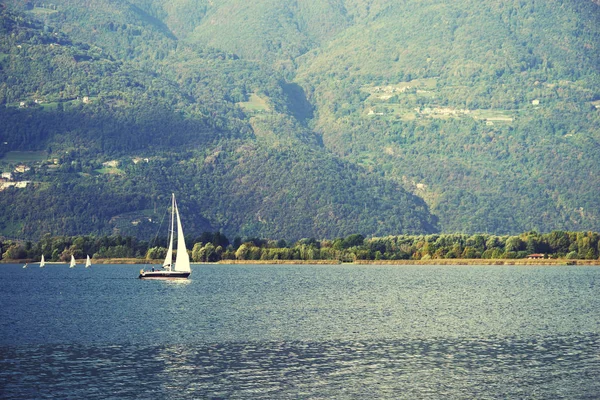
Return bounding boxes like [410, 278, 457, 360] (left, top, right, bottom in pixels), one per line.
[40, 254, 45, 268]
[70, 255, 76, 268]
[85, 255, 91, 268]
[173, 199, 191, 273]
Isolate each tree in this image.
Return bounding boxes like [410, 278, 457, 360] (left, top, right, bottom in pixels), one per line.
[146, 246, 166, 260]
[505, 236, 524, 252]
[343, 234, 365, 249]
[235, 243, 250, 260]
[545, 231, 570, 254]
[466, 234, 486, 253]
[203, 242, 216, 262]
[2, 244, 26, 260]
[191, 243, 203, 262]
[461, 246, 480, 259]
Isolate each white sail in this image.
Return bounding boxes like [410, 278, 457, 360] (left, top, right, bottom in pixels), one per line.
[85, 255, 91, 268]
[163, 194, 175, 270]
[70, 255, 76, 268]
[40, 254, 45, 268]
[173, 198, 191, 273]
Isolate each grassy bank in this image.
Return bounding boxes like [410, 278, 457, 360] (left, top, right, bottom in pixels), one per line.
[220, 259, 598, 266]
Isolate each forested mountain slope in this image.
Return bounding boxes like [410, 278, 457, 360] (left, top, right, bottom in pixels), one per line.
[292, 0, 600, 233]
[0, 0, 599, 240]
[0, 1, 435, 240]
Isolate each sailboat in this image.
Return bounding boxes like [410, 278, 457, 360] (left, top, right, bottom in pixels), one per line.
[70, 255, 76, 268]
[22, 262, 28, 268]
[39, 255, 46, 268]
[139, 194, 191, 280]
[85, 255, 92, 268]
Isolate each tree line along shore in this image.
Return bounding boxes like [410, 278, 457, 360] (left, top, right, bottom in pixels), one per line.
[1, 231, 600, 265]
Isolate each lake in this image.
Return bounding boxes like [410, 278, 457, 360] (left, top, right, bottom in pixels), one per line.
[1, 264, 599, 399]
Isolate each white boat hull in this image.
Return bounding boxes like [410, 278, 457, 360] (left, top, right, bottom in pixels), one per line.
[139, 270, 190, 280]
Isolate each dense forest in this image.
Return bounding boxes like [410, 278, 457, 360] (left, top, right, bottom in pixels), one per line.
[0, 0, 599, 241]
[2, 230, 599, 263]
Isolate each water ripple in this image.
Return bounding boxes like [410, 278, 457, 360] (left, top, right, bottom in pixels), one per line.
[1, 335, 600, 399]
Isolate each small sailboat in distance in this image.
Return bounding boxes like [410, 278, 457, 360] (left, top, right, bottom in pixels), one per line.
[40, 255, 46, 268]
[139, 194, 191, 280]
[85, 255, 91, 268]
[70, 255, 76, 268]
[22, 262, 28, 269]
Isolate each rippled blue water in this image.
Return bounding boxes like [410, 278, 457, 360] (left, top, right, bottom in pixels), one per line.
[1, 264, 599, 399]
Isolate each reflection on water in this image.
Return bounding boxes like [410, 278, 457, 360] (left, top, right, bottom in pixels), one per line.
[1, 264, 600, 398]
[2, 335, 600, 399]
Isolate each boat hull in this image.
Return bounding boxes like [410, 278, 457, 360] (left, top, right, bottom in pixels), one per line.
[138, 270, 190, 280]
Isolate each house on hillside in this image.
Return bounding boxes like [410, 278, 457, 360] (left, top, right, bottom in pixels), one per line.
[0, 181, 29, 191]
[1, 172, 12, 180]
[132, 157, 149, 164]
[102, 160, 119, 168]
[14, 165, 30, 173]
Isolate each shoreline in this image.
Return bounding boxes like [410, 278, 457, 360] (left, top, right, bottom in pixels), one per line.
[221, 259, 600, 266]
[353, 259, 600, 266]
[2, 258, 599, 266]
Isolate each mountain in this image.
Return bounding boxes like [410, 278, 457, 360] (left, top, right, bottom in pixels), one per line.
[292, 0, 600, 233]
[0, 0, 599, 241]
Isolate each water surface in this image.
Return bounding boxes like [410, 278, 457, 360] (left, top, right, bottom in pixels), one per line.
[1, 264, 599, 398]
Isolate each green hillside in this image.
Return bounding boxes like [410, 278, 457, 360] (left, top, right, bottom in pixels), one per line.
[1, 0, 599, 240]
[293, 0, 600, 233]
[0, 3, 435, 240]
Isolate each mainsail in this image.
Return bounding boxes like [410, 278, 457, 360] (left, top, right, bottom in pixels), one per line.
[40, 254, 45, 268]
[173, 198, 191, 273]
